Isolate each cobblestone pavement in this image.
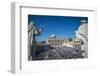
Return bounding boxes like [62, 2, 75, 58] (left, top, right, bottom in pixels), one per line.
[35, 46, 83, 60]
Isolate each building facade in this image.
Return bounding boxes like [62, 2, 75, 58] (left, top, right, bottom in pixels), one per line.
[46, 35, 81, 47]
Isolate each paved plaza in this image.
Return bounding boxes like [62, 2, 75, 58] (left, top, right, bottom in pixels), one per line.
[34, 46, 83, 60]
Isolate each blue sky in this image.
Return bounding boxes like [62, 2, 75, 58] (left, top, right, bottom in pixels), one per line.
[28, 15, 88, 41]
